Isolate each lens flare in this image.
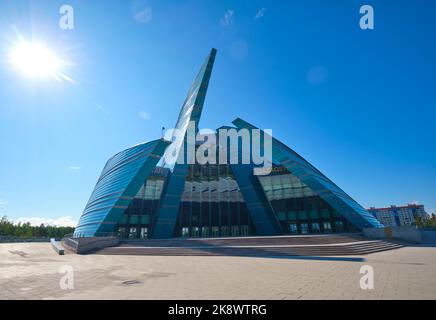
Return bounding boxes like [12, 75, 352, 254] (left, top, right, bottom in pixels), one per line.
[8, 40, 74, 83]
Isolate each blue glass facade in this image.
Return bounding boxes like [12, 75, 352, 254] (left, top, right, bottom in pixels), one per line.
[74, 48, 383, 238]
[232, 118, 384, 230]
[152, 48, 217, 239]
[73, 139, 169, 237]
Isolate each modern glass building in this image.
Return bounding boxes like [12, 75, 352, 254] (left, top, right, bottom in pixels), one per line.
[368, 204, 428, 227]
[74, 49, 383, 239]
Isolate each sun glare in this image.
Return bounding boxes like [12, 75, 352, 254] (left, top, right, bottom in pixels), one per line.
[9, 40, 70, 82]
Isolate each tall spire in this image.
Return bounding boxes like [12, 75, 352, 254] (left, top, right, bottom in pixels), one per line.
[173, 48, 217, 129]
[161, 48, 217, 169]
[152, 49, 217, 239]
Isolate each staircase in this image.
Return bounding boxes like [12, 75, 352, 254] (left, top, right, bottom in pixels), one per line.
[95, 233, 405, 257]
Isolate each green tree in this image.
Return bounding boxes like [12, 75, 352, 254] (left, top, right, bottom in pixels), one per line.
[0, 216, 75, 239]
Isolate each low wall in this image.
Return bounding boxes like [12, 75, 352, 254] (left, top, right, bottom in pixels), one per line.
[392, 226, 423, 243]
[363, 226, 422, 244]
[0, 236, 51, 243]
[420, 229, 436, 244]
[62, 236, 119, 254]
[50, 238, 65, 255]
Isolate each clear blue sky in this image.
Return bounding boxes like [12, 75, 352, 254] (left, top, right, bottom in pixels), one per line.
[0, 0, 435, 226]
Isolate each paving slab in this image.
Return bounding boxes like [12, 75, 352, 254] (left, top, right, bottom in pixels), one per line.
[0, 242, 435, 300]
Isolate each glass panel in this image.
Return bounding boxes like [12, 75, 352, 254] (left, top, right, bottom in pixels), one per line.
[211, 226, 219, 237]
[299, 211, 308, 220]
[118, 227, 127, 239]
[201, 226, 209, 237]
[335, 221, 344, 232]
[309, 210, 319, 220]
[140, 227, 148, 239]
[258, 172, 316, 200]
[300, 223, 309, 234]
[323, 222, 332, 233]
[321, 209, 330, 219]
[277, 212, 287, 221]
[128, 227, 137, 238]
[119, 214, 128, 224]
[311, 222, 321, 233]
[192, 227, 200, 237]
[221, 226, 229, 237]
[182, 227, 189, 237]
[288, 211, 297, 220]
[130, 215, 139, 224]
[240, 225, 249, 236]
[140, 215, 149, 224]
[289, 223, 298, 234]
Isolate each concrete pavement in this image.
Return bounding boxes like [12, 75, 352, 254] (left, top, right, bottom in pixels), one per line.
[1, 242, 435, 300]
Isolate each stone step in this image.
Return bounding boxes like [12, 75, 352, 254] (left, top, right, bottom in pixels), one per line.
[97, 239, 404, 257]
[118, 233, 369, 248]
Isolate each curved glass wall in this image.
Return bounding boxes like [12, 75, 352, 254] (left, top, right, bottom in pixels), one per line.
[73, 139, 168, 237]
[115, 163, 253, 239]
[114, 163, 358, 238]
[115, 169, 167, 239]
[174, 163, 252, 238]
[257, 166, 357, 234]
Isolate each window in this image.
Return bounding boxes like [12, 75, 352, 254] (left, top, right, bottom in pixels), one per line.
[201, 226, 209, 237]
[320, 209, 330, 219]
[192, 227, 200, 237]
[332, 210, 341, 218]
[140, 215, 150, 224]
[192, 213, 199, 223]
[130, 215, 140, 225]
[140, 227, 148, 239]
[289, 223, 298, 234]
[118, 227, 127, 239]
[221, 226, 229, 237]
[311, 223, 321, 233]
[119, 215, 128, 224]
[323, 222, 332, 233]
[258, 173, 316, 201]
[300, 223, 309, 234]
[240, 225, 249, 236]
[288, 211, 297, 220]
[182, 227, 189, 237]
[231, 226, 239, 237]
[334, 221, 344, 232]
[277, 212, 287, 221]
[309, 210, 319, 220]
[128, 227, 137, 239]
[299, 211, 308, 220]
[211, 226, 219, 237]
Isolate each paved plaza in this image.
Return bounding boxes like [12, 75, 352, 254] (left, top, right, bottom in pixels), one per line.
[1, 242, 435, 300]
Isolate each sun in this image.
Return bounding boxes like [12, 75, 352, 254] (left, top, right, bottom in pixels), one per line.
[9, 40, 70, 82]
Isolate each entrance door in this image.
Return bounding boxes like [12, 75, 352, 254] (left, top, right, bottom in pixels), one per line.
[140, 227, 148, 239]
[300, 223, 309, 234]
